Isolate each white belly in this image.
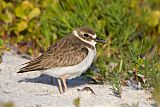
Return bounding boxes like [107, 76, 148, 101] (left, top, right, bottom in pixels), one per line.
[43, 48, 96, 79]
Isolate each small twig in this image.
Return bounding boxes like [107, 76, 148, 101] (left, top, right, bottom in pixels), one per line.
[77, 87, 96, 95]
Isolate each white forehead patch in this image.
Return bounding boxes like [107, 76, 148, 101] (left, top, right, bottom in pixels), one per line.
[92, 34, 97, 39]
[73, 30, 96, 47]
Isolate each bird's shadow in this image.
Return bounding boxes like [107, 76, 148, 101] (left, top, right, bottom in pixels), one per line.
[18, 73, 95, 88]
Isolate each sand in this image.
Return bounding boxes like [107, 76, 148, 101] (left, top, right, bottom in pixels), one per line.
[0, 51, 155, 107]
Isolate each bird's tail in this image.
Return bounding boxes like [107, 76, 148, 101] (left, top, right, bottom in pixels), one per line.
[17, 67, 30, 73]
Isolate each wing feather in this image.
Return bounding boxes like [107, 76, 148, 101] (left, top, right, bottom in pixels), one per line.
[18, 35, 89, 73]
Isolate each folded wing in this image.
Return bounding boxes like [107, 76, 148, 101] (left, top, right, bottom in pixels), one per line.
[18, 35, 88, 73]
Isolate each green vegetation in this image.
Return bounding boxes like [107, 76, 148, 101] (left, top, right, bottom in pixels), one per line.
[73, 97, 80, 107]
[0, 0, 160, 104]
[0, 102, 14, 107]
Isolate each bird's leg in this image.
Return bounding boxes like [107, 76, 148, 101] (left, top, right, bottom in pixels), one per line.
[61, 77, 67, 92]
[57, 78, 63, 94]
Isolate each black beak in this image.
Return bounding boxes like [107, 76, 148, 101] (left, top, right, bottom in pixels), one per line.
[94, 37, 107, 44]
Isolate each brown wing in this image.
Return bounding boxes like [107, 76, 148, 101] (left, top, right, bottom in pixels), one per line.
[18, 35, 88, 73]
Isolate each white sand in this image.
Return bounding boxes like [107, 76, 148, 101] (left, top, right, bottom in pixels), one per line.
[0, 51, 155, 107]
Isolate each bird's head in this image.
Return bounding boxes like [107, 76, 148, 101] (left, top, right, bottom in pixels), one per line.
[73, 27, 107, 46]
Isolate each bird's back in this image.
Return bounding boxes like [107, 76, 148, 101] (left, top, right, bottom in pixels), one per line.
[18, 34, 92, 73]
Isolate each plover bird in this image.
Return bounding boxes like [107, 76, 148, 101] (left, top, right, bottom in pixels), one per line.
[18, 27, 107, 93]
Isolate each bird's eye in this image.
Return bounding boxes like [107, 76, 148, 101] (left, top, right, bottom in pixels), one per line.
[84, 34, 89, 37]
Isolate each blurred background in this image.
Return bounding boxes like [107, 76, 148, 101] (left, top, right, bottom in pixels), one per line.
[0, 0, 160, 104]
